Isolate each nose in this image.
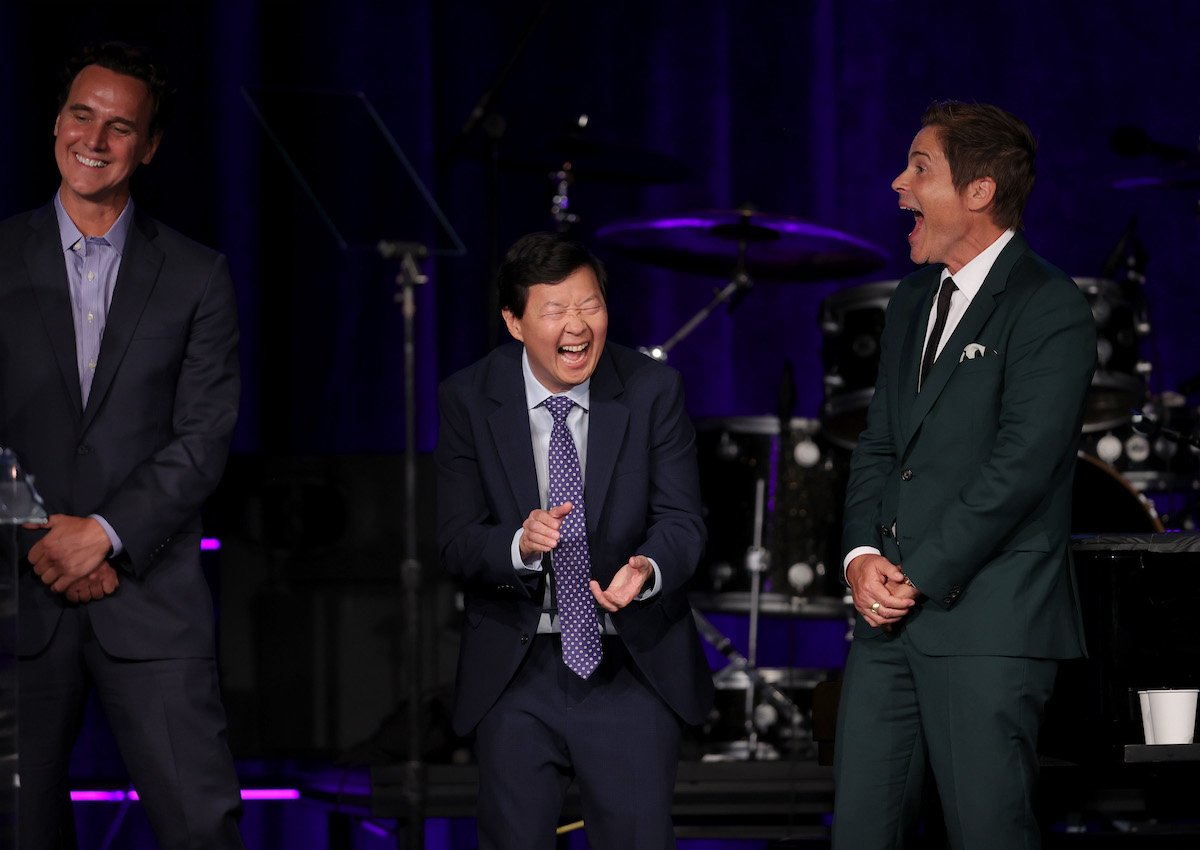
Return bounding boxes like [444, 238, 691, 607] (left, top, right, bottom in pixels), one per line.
[891, 170, 906, 194]
[84, 124, 108, 150]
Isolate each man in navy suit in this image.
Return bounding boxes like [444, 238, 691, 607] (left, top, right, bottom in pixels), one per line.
[832, 102, 1096, 849]
[0, 43, 244, 848]
[436, 233, 713, 849]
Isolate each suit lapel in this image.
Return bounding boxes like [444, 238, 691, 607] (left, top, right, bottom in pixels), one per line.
[25, 205, 84, 420]
[900, 234, 1027, 452]
[583, 350, 628, 536]
[82, 212, 163, 431]
[486, 349, 541, 514]
[896, 274, 937, 433]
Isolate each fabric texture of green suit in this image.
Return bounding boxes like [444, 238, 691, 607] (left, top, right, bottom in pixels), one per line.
[841, 232, 1095, 657]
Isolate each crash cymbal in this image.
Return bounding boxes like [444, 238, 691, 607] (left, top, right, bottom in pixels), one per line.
[595, 208, 888, 281]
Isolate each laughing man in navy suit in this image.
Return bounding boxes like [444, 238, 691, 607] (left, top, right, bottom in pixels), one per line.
[436, 233, 713, 849]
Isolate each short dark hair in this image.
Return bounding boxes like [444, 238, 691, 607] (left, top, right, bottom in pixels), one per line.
[497, 232, 608, 319]
[921, 101, 1036, 231]
[58, 42, 173, 137]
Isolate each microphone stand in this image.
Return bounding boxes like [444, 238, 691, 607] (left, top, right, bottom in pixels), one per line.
[380, 240, 429, 850]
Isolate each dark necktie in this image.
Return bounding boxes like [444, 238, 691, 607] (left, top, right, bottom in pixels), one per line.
[544, 396, 603, 678]
[919, 277, 957, 390]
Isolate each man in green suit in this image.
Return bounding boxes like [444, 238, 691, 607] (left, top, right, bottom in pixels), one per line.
[832, 102, 1096, 849]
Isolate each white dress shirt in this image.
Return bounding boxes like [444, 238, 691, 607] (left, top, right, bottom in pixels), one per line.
[843, 229, 1017, 577]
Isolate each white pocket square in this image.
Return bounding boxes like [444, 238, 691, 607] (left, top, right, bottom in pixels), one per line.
[959, 343, 987, 362]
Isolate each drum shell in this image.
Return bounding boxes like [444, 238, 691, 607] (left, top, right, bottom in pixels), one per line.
[693, 417, 848, 601]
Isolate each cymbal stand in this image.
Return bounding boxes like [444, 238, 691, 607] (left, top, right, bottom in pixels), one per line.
[743, 478, 770, 758]
[640, 240, 753, 361]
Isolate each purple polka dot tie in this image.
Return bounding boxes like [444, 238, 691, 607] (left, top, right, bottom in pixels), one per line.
[544, 396, 603, 679]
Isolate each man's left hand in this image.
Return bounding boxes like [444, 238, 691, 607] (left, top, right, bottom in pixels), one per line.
[589, 555, 653, 612]
[26, 514, 113, 593]
[64, 561, 121, 603]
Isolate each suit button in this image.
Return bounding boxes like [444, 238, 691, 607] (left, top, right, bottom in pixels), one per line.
[880, 525, 893, 538]
[520, 633, 530, 645]
[901, 469, 914, 481]
[77, 443, 93, 455]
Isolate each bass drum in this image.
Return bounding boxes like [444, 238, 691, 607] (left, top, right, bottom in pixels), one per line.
[1072, 452, 1163, 534]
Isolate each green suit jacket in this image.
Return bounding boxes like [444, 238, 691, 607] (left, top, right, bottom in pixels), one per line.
[842, 233, 1095, 658]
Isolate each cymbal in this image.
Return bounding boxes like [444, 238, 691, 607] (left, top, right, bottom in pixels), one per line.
[594, 208, 888, 281]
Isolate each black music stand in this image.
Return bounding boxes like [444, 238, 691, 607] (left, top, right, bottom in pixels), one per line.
[1, 448, 49, 846]
[244, 88, 464, 849]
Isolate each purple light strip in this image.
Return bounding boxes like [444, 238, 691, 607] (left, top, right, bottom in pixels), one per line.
[72, 788, 298, 802]
[200, 537, 221, 551]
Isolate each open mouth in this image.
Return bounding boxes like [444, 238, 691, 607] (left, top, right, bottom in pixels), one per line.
[558, 342, 589, 365]
[75, 153, 108, 169]
[902, 205, 923, 240]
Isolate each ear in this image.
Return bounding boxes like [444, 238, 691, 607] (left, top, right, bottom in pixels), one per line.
[53, 115, 60, 136]
[140, 132, 162, 166]
[967, 176, 996, 212]
[502, 308, 523, 343]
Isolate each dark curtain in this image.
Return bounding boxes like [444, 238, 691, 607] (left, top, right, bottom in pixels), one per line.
[4, 0, 1198, 453]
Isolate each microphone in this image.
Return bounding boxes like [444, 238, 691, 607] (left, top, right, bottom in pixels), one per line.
[1131, 409, 1200, 450]
[1111, 125, 1200, 167]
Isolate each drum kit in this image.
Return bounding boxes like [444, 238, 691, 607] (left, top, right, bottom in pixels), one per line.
[508, 128, 1200, 760]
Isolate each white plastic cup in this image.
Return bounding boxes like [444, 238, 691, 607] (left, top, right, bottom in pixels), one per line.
[1144, 688, 1199, 745]
[1138, 690, 1155, 745]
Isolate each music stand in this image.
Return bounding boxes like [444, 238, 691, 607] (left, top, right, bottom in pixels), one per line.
[244, 87, 465, 849]
[1, 448, 49, 845]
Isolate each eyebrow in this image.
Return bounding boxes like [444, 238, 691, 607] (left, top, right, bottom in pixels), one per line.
[68, 103, 139, 130]
[909, 150, 932, 162]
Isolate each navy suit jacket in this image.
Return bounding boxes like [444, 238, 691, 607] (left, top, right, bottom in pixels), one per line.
[0, 202, 240, 660]
[436, 341, 714, 734]
[842, 233, 1095, 658]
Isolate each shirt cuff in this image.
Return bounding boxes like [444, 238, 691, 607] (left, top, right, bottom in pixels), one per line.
[635, 557, 662, 600]
[511, 529, 543, 574]
[90, 514, 122, 557]
[842, 545, 881, 583]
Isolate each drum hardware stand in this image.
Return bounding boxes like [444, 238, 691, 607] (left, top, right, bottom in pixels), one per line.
[640, 235, 755, 361]
[692, 606, 806, 758]
[696, 479, 809, 759]
[1132, 409, 1200, 449]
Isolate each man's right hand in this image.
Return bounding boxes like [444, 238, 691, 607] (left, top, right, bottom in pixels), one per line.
[847, 553, 916, 628]
[63, 561, 121, 604]
[517, 502, 573, 563]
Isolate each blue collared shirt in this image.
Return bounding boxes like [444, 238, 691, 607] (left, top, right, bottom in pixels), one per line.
[53, 193, 132, 556]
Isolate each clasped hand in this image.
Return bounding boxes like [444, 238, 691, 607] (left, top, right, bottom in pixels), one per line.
[846, 553, 918, 629]
[519, 503, 651, 612]
[24, 514, 121, 602]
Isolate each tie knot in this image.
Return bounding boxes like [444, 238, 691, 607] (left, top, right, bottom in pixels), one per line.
[940, 277, 957, 299]
[544, 396, 574, 423]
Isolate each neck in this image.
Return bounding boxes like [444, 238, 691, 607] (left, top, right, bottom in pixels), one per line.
[944, 224, 1005, 276]
[58, 184, 130, 238]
